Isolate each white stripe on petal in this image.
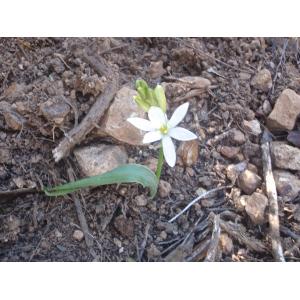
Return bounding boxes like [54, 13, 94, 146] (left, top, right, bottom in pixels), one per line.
[167, 102, 189, 128]
[127, 118, 154, 131]
[143, 131, 162, 143]
[148, 106, 167, 129]
[169, 127, 197, 141]
[162, 136, 176, 167]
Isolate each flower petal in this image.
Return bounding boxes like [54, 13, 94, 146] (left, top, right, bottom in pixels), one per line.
[169, 127, 197, 141]
[127, 117, 154, 131]
[168, 102, 189, 128]
[162, 136, 176, 167]
[143, 131, 162, 143]
[148, 106, 167, 129]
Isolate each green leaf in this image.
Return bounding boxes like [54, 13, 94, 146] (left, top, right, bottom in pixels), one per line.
[44, 164, 158, 199]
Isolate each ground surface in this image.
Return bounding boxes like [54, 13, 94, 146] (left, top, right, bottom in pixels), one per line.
[1, 37, 300, 261]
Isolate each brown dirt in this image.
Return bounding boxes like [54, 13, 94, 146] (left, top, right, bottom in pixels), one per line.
[1, 37, 300, 261]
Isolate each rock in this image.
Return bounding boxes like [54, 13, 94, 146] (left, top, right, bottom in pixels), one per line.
[143, 157, 158, 173]
[148, 61, 166, 79]
[177, 140, 199, 166]
[219, 233, 233, 254]
[100, 87, 146, 145]
[238, 169, 262, 194]
[234, 195, 247, 212]
[74, 144, 128, 177]
[230, 128, 246, 145]
[243, 119, 262, 136]
[147, 243, 161, 259]
[245, 192, 268, 225]
[134, 195, 148, 207]
[196, 187, 207, 196]
[4, 110, 26, 130]
[220, 146, 240, 159]
[114, 215, 134, 238]
[159, 180, 172, 198]
[73, 230, 84, 241]
[270, 142, 300, 171]
[273, 170, 300, 201]
[74, 74, 105, 97]
[54, 229, 63, 239]
[0, 148, 11, 164]
[226, 161, 248, 183]
[40, 96, 70, 125]
[242, 140, 261, 159]
[262, 100, 272, 115]
[267, 89, 300, 131]
[251, 68, 272, 92]
[287, 131, 300, 148]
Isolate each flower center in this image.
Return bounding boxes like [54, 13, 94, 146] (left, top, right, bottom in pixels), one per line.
[159, 125, 169, 135]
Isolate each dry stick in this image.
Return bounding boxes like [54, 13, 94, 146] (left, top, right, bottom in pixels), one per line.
[168, 185, 231, 223]
[261, 142, 285, 262]
[52, 51, 119, 162]
[67, 168, 93, 249]
[205, 214, 221, 262]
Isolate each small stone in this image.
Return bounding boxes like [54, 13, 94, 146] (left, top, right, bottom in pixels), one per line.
[7, 215, 20, 232]
[113, 237, 122, 248]
[13, 177, 26, 188]
[245, 192, 268, 225]
[231, 129, 246, 145]
[160, 231, 167, 240]
[262, 100, 272, 115]
[74, 144, 128, 177]
[239, 72, 252, 80]
[114, 215, 134, 238]
[40, 240, 51, 250]
[226, 161, 248, 183]
[270, 142, 300, 171]
[134, 195, 148, 207]
[273, 170, 300, 201]
[287, 131, 300, 148]
[143, 157, 158, 173]
[49, 58, 65, 74]
[219, 233, 233, 254]
[243, 119, 262, 136]
[40, 96, 70, 125]
[159, 180, 172, 198]
[238, 169, 262, 195]
[100, 87, 146, 145]
[234, 195, 248, 211]
[73, 230, 84, 241]
[177, 140, 199, 166]
[74, 74, 105, 97]
[4, 110, 25, 130]
[251, 68, 272, 92]
[147, 243, 161, 258]
[54, 229, 63, 239]
[0, 148, 11, 164]
[220, 146, 240, 159]
[148, 61, 166, 79]
[196, 187, 207, 196]
[201, 198, 215, 207]
[267, 89, 300, 131]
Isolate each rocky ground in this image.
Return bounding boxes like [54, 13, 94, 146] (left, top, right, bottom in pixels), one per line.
[1, 37, 300, 261]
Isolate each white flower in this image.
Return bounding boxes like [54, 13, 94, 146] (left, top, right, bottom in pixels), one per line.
[127, 102, 197, 167]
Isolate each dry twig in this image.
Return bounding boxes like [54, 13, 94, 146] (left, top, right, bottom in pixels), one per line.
[205, 214, 221, 262]
[261, 142, 285, 262]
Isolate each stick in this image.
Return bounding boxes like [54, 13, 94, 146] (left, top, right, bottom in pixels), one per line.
[261, 142, 285, 262]
[52, 51, 119, 162]
[67, 168, 93, 249]
[168, 185, 231, 223]
[205, 214, 221, 262]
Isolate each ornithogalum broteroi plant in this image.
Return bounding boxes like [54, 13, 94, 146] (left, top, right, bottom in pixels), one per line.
[44, 80, 197, 198]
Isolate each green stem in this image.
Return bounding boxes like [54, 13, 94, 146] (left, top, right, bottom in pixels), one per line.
[155, 145, 164, 180]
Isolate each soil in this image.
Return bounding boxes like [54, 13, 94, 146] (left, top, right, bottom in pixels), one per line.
[1, 37, 300, 261]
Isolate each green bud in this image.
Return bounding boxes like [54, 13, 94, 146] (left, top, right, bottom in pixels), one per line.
[154, 85, 167, 112]
[133, 95, 150, 112]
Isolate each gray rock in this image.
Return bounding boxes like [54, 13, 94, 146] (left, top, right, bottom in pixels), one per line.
[243, 119, 262, 136]
[270, 142, 300, 171]
[74, 144, 128, 177]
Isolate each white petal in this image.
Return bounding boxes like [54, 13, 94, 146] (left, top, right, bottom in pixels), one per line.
[168, 102, 189, 128]
[143, 131, 162, 143]
[162, 136, 176, 167]
[127, 118, 154, 131]
[169, 127, 197, 141]
[148, 106, 167, 129]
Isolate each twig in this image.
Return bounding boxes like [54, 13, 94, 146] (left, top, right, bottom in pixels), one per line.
[138, 223, 150, 261]
[0, 187, 38, 201]
[173, 89, 206, 103]
[186, 238, 211, 262]
[261, 142, 285, 262]
[205, 214, 221, 262]
[52, 50, 119, 162]
[99, 44, 129, 56]
[67, 168, 93, 249]
[206, 129, 233, 147]
[168, 185, 231, 223]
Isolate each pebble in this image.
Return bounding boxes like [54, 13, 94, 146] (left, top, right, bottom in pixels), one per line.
[159, 180, 172, 198]
[114, 215, 134, 238]
[177, 140, 199, 166]
[245, 192, 268, 225]
[251, 68, 272, 92]
[73, 230, 84, 241]
[220, 146, 240, 159]
[230, 128, 246, 145]
[238, 169, 262, 195]
[243, 119, 262, 136]
[148, 61, 166, 79]
[219, 233, 233, 254]
[134, 195, 148, 207]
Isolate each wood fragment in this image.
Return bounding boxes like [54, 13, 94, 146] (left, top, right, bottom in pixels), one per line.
[186, 238, 211, 262]
[67, 168, 93, 249]
[52, 50, 119, 162]
[205, 214, 221, 262]
[0, 187, 38, 201]
[219, 219, 268, 253]
[261, 142, 285, 262]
